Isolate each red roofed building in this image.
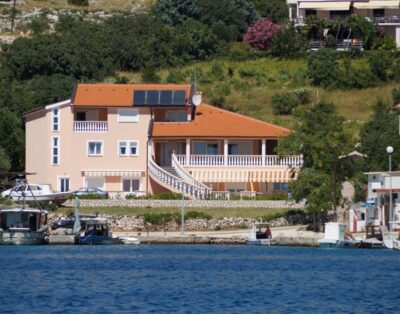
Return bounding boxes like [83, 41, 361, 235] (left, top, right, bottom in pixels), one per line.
[24, 84, 303, 199]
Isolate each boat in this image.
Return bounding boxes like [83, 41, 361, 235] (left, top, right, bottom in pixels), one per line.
[2, 183, 72, 205]
[0, 207, 49, 245]
[247, 223, 273, 246]
[75, 216, 118, 245]
[380, 226, 400, 250]
[119, 236, 140, 245]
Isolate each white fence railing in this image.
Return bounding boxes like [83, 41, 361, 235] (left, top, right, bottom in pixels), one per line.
[148, 157, 209, 199]
[176, 154, 303, 167]
[74, 121, 108, 132]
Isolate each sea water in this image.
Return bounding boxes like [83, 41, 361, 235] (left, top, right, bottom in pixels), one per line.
[0, 245, 399, 313]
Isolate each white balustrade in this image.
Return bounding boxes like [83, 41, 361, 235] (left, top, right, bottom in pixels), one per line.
[176, 154, 303, 167]
[148, 156, 209, 199]
[74, 121, 108, 132]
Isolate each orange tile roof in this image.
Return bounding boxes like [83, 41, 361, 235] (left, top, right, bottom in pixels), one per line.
[152, 104, 291, 138]
[72, 84, 192, 107]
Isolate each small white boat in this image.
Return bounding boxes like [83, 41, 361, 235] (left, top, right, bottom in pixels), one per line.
[247, 223, 273, 246]
[318, 222, 350, 248]
[380, 226, 400, 250]
[119, 236, 140, 245]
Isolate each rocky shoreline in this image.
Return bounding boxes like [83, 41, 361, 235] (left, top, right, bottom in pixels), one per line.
[49, 212, 311, 232]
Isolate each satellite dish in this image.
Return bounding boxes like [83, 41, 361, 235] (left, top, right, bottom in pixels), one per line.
[192, 92, 202, 107]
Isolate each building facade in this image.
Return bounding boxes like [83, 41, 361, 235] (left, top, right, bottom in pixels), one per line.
[288, 0, 400, 47]
[24, 84, 303, 199]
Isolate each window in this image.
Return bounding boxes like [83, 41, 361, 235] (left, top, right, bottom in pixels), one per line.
[86, 177, 104, 189]
[165, 110, 187, 122]
[373, 9, 385, 18]
[119, 141, 138, 156]
[52, 109, 59, 131]
[118, 108, 138, 123]
[122, 179, 140, 192]
[88, 141, 103, 156]
[51, 136, 59, 165]
[59, 178, 70, 192]
[193, 142, 219, 155]
[273, 182, 288, 191]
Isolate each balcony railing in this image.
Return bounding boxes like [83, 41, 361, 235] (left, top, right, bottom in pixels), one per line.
[295, 16, 400, 26]
[74, 121, 108, 132]
[175, 155, 303, 167]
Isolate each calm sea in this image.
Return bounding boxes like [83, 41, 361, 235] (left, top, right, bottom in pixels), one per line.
[0, 245, 399, 313]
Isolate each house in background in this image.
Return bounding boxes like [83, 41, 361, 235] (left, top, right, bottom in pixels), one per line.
[349, 171, 400, 232]
[24, 84, 303, 199]
[287, 0, 400, 47]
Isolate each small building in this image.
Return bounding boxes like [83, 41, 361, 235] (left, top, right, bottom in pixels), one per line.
[24, 84, 303, 199]
[287, 0, 400, 47]
[349, 171, 400, 232]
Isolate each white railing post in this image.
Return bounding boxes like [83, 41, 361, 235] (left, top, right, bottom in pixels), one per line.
[224, 140, 228, 166]
[261, 139, 266, 166]
[186, 139, 190, 166]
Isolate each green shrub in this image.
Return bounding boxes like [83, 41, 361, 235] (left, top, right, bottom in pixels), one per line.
[292, 88, 310, 104]
[307, 48, 341, 88]
[225, 42, 255, 61]
[256, 192, 288, 201]
[368, 51, 391, 81]
[26, 201, 58, 211]
[166, 70, 186, 83]
[141, 67, 161, 83]
[185, 211, 212, 220]
[115, 75, 129, 84]
[392, 87, 400, 105]
[76, 194, 107, 200]
[150, 192, 183, 200]
[271, 92, 298, 115]
[208, 63, 225, 81]
[143, 212, 180, 225]
[125, 194, 147, 200]
[270, 27, 305, 58]
[68, 0, 89, 6]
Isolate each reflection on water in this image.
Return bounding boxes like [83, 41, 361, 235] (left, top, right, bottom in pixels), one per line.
[0, 245, 399, 313]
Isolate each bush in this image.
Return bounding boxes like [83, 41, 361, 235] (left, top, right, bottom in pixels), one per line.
[125, 194, 146, 200]
[392, 87, 400, 105]
[324, 34, 337, 48]
[166, 70, 186, 83]
[368, 51, 391, 81]
[256, 192, 288, 201]
[75, 194, 107, 200]
[292, 88, 311, 104]
[68, 0, 89, 6]
[243, 18, 281, 51]
[253, 0, 288, 23]
[270, 27, 304, 58]
[307, 48, 341, 88]
[143, 212, 180, 225]
[150, 192, 183, 200]
[141, 67, 161, 83]
[185, 211, 212, 220]
[271, 92, 298, 115]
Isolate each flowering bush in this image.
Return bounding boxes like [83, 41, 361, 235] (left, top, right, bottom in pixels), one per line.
[243, 18, 281, 50]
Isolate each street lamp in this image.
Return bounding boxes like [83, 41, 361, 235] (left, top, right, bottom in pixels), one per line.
[180, 181, 185, 235]
[386, 146, 394, 231]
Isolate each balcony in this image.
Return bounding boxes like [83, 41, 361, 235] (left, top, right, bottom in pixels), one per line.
[175, 155, 303, 167]
[74, 121, 108, 132]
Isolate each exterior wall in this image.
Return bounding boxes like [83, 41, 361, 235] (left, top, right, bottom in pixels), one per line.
[26, 104, 152, 193]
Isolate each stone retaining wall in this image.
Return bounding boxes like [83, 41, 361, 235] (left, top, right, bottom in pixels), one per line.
[64, 199, 305, 209]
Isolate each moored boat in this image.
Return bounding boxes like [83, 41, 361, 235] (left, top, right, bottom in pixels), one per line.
[247, 223, 273, 246]
[75, 217, 118, 245]
[0, 207, 49, 245]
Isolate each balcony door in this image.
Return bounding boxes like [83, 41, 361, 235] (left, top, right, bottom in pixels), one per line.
[160, 142, 184, 166]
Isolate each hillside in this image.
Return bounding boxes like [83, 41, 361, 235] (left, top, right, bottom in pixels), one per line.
[117, 57, 397, 135]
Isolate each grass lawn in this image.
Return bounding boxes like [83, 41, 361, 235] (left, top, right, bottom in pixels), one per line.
[55, 206, 290, 219]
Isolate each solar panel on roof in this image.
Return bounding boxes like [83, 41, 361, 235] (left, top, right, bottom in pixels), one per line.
[133, 90, 146, 105]
[173, 90, 186, 105]
[147, 90, 159, 105]
[160, 90, 173, 105]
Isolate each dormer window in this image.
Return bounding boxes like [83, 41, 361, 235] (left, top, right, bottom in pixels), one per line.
[165, 110, 187, 122]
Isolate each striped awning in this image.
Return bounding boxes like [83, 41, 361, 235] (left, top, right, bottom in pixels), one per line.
[299, 1, 351, 10]
[83, 170, 143, 177]
[353, 0, 400, 9]
[190, 170, 296, 183]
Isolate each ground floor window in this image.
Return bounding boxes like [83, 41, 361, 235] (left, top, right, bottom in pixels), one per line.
[273, 182, 288, 191]
[122, 178, 140, 192]
[59, 177, 70, 192]
[85, 177, 104, 189]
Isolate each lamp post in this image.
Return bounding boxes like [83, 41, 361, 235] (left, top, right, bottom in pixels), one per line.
[387, 146, 394, 231]
[180, 181, 185, 235]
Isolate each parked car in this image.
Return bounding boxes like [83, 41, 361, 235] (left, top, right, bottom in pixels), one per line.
[73, 187, 109, 199]
[1, 184, 52, 199]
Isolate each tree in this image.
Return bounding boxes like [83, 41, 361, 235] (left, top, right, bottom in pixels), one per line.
[153, 0, 200, 25]
[243, 18, 281, 50]
[0, 148, 11, 172]
[360, 100, 400, 171]
[0, 108, 24, 171]
[307, 48, 341, 88]
[279, 102, 353, 212]
[252, 0, 288, 23]
[270, 25, 305, 58]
